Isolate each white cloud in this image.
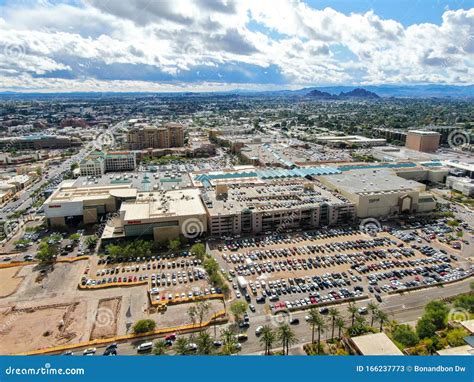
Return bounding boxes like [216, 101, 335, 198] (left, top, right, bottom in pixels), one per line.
[0, 0, 472, 91]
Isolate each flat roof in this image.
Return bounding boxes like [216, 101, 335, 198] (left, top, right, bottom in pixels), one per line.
[203, 180, 350, 216]
[121, 188, 205, 221]
[436, 345, 473, 355]
[351, 332, 403, 355]
[408, 130, 441, 135]
[322, 168, 425, 194]
[460, 319, 474, 334]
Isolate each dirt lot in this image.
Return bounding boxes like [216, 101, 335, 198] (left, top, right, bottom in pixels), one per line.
[0, 301, 88, 354]
[0, 267, 24, 298]
[90, 297, 122, 340]
[147, 299, 225, 328]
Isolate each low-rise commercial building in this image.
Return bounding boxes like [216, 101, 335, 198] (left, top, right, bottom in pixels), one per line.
[446, 176, 474, 196]
[346, 333, 403, 355]
[0, 135, 81, 150]
[320, 168, 436, 218]
[104, 188, 207, 242]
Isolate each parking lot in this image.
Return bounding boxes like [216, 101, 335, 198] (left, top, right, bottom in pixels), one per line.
[210, 226, 471, 316]
[82, 252, 220, 302]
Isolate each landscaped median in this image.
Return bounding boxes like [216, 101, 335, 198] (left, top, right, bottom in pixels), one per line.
[15, 309, 228, 355]
[0, 256, 90, 269]
[148, 292, 225, 308]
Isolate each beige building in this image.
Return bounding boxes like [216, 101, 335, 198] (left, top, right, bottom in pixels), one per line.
[126, 123, 184, 150]
[202, 181, 355, 236]
[320, 169, 436, 218]
[43, 181, 136, 227]
[405, 130, 440, 152]
[346, 333, 403, 355]
[106, 188, 207, 242]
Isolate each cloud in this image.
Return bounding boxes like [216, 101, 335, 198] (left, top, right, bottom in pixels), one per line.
[0, 0, 472, 91]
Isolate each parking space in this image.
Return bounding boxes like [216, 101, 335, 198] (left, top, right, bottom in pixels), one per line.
[210, 227, 470, 315]
[82, 252, 219, 302]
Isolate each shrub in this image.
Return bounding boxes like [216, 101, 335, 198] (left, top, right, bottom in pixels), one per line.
[133, 319, 156, 334]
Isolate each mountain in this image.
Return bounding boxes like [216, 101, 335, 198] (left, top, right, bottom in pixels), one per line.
[305, 89, 336, 99]
[338, 88, 380, 99]
[305, 87, 380, 99]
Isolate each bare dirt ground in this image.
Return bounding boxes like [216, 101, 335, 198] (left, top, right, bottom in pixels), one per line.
[90, 297, 122, 340]
[147, 299, 225, 329]
[0, 301, 88, 354]
[0, 267, 24, 298]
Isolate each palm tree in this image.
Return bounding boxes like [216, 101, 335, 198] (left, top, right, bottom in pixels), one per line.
[367, 302, 379, 327]
[306, 308, 320, 344]
[153, 339, 168, 355]
[196, 331, 214, 355]
[259, 325, 276, 355]
[347, 302, 358, 326]
[335, 317, 345, 339]
[375, 309, 389, 332]
[276, 323, 298, 355]
[314, 315, 327, 354]
[173, 337, 190, 355]
[328, 307, 340, 340]
[220, 328, 238, 355]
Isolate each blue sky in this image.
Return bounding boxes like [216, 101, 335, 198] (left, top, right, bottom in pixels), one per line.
[0, 0, 473, 92]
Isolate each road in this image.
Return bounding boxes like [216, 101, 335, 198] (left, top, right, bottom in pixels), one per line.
[62, 277, 472, 356]
[0, 121, 126, 223]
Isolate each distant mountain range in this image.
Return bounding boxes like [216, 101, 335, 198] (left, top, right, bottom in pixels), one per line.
[0, 85, 473, 99]
[306, 87, 380, 99]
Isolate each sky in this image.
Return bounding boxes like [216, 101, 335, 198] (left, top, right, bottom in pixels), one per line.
[0, 0, 473, 92]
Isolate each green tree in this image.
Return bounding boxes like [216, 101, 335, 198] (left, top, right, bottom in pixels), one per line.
[454, 294, 474, 313]
[168, 238, 181, 252]
[153, 340, 168, 355]
[84, 235, 98, 250]
[276, 323, 298, 355]
[173, 337, 190, 355]
[132, 319, 156, 334]
[220, 328, 239, 355]
[392, 324, 419, 347]
[335, 317, 345, 339]
[328, 307, 340, 340]
[446, 328, 468, 347]
[416, 316, 437, 339]
[347, 302, 358, 326]
[190, 243, 206, 260]
[37, 241, 58, 264]
[424, 301, 449, 330]
[230, 301, 248, 323]
[196, 331, 214, 355]
[367, 302, 379, 327]
[375, 309, 389, 332]
[259, 325, 276, 355]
